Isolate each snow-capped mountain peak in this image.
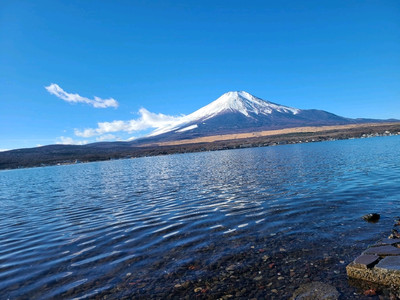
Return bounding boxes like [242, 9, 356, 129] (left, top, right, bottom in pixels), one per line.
[149, 91, 301, 136]
[136, 91, 393, 142]
[190, 91, 300, 119]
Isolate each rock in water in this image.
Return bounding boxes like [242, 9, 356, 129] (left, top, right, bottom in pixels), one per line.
[362, 213, 380, 223]
[291, 282, 339, 300]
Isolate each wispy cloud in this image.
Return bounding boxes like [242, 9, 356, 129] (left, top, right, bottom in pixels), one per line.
[45, 83, 119, 108]
[74, 108, 185, 138]
[96, 134, 117, 142]
[56, 136, 88, 145]
[0, 149, 10, 152]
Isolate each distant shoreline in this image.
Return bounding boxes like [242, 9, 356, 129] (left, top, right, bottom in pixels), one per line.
[144, 122, 400, 146]
[1, 122, 400, 171]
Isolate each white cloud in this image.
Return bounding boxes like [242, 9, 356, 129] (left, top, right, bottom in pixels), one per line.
[45, 83, 119, 108]
[74, 108, 185, 138]
[96, 134, 117, 142]
[0, 149, 10, 152]
[56, 136, 88, 145]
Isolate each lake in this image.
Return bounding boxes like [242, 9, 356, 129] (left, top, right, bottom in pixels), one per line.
[1, 136, 400, 299]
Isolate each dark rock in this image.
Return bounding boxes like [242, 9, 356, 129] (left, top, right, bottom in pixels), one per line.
[290, 281, 339, 300]
[363, 245, 400, 256]
[353, 254, 380, 269]
[362, 213, 380, 223]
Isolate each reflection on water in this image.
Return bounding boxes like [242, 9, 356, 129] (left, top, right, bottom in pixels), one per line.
[1, 136, 400, 299]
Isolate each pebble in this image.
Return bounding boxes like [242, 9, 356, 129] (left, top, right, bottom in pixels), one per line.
[364, 289, 376, 296]
[81, 220, 400, 300]
[226, 264, 235, 272]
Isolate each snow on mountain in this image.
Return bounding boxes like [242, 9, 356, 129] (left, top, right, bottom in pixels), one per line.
[188, 91, 300, 119]
[149, 91, 301, 136]
[144, 90, 382, 142]
[176, 124, 198, 133]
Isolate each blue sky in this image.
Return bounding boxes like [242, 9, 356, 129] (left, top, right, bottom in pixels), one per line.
[1, 0, 399, 150]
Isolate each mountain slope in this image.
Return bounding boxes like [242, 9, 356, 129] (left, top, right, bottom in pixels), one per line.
[144, 91, 361, 142]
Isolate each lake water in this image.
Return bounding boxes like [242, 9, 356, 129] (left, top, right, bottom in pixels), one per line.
[1, 136, 400, 299]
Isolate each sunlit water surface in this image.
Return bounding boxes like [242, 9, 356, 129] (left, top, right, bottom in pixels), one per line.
[1, 136, 400, 299]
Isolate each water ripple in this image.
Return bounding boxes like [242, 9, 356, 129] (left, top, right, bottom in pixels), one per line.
[0, 136, 400, 298]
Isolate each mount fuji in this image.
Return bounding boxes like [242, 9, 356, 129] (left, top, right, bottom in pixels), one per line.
[1, 91, 398, 169]
[143, 91, 379, 142]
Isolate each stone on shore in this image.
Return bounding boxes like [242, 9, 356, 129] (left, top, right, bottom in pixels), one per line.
[375, 256, 400, 273]
[347, 260, 400, 286]
[347, 216, 400, 288]
[290, 281, 339, 300]
[363, 245, 400, 256]
[353, 254, 379, 269]
[347, 245, 400, 286]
